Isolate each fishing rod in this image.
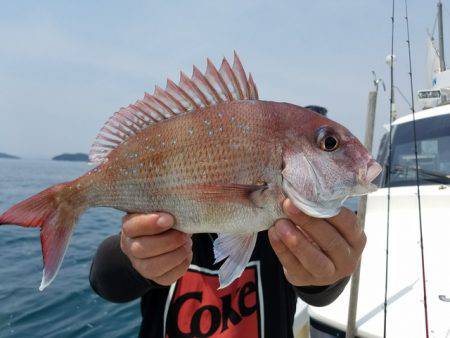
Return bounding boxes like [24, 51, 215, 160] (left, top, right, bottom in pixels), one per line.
[383, 0, 395, 336]
[404, 0, 430, 336]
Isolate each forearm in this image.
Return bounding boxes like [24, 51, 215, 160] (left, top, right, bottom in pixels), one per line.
[89, 234, 161, 303]
[294, 276, 350, 307]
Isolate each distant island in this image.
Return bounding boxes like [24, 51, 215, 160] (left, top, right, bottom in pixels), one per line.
[52, 153, 89, 162]
[0, 152, 20, 159]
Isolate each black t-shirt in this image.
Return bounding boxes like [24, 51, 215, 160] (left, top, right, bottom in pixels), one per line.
[90, 232, 348, 338]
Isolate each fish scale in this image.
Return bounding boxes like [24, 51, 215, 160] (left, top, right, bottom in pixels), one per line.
[88, 102, 285, 235]
[0, 53, 381, 290]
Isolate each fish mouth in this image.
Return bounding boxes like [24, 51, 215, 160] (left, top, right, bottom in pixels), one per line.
[352, 160, 381, 196]
[282, 178, 343, 218]
[358, 159, 382, 185]
[366, 160, 382, 183]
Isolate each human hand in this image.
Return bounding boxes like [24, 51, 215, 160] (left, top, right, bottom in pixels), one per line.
[268, 199, 366, 286]
[120, 213, 193, 286]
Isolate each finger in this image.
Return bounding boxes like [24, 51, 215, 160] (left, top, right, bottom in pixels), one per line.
[283, 199, 365, 256]
[282, 199, 327, 249]
[126, 230, 191, 259]
[268, 227, 313, 285]
[122, 213, 175, 238]
[153, 254, 193, 286]
[132, 240, 192, 279]
[269, 227, 305, 272]
[274, 219, 336, 279]
[327, 207, 366, 251]
[283, 199, 360, 275]
[296, 217, 354, 269]
[283, 199, 315, 228]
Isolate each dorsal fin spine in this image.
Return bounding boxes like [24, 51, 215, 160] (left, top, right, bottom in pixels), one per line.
[193, 66, 223, 104]
[180, 71, 210, 106]
[149, 91, 176, 117]
[161, 83, 188, 112]
[142, 94, 171, 119]
[232, 52, 250, 99]
[167, 79, 200, 110]
[248, 73, 258, 99]
[106, 120, 132, 138]
[129, 105, 153, 123]
[133, 100, 161, 122]
[154, 86, 184, 114]
[101, 127, 127, 143]
[93, 141, 115, 150]
[100, 126, 126, 141]
[97, 134, 122, 145]
[206, 59, 233, 101]
[118, 110, 142, 133]
[109, 115, 135, 136]
[220, 58, 244, 100]
[89, 53, 259, 164]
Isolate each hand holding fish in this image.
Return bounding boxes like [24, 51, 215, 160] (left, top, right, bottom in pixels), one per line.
[120, 213, 193, 286]
[269, 199, 365, 287]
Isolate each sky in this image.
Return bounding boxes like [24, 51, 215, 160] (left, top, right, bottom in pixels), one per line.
[0, 0, 447, 159]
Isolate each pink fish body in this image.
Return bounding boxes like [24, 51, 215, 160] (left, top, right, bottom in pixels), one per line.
[0, 53, 381, 289]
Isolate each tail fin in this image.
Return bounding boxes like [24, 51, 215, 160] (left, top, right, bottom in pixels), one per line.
[0, 183, 84, 291]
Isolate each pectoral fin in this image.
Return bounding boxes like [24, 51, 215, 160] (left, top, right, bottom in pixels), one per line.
[213, 232, 258, 288]
[182, 183, 269, 207]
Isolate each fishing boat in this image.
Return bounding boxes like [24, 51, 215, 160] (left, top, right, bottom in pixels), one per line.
[302, 2, 450, 337]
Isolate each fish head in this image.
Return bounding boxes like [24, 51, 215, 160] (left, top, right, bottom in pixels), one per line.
[281, 108, 382, 218]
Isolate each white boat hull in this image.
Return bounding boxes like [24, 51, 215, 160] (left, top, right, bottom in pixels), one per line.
[309, 185, 450, 337]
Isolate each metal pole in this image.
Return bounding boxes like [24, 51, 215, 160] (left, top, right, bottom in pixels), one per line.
[345, 79, 379, 338]
[405, 1, 430, 335]
[438, 1, 446, 71]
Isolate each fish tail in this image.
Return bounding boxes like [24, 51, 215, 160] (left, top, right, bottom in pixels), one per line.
[0, 182, 85, 291]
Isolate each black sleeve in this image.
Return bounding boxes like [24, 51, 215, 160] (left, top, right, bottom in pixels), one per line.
[293, 276, 350, 307]
[89, 234, 163, 303]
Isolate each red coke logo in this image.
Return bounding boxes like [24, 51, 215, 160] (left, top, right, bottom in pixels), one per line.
[165, 264, 263, 338]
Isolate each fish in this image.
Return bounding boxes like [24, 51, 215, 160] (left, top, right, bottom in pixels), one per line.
[0, 52, 382, 290]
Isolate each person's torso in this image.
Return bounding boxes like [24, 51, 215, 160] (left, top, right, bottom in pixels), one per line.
[139, 232, 298, 338]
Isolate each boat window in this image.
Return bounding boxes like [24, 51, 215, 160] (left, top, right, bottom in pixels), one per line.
[383, 114, 450, 187]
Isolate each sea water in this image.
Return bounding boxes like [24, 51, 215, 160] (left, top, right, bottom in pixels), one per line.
[0, 159, 140, 337]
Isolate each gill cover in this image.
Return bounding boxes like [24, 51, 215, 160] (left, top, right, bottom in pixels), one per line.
[282, 152, 343, 218]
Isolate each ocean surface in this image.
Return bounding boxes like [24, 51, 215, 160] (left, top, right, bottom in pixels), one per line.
[0, 159, 359, 338]
[0, 159, 140, 337]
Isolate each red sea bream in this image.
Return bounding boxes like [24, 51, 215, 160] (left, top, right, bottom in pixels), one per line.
[0, 53, 382, 289]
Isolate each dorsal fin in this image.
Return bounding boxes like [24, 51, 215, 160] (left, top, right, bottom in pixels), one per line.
[89, 52, 259, 164]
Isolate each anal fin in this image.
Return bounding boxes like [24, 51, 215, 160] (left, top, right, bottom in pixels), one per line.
[213, 232, 258, 289]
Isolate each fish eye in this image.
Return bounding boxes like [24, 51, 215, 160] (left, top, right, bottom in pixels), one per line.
[317, 128, 340, 152]
[323, 135, 339, 151]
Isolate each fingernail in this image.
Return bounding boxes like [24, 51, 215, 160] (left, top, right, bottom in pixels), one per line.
[275, 220, 293, 237]
[156, 214, 173, 228]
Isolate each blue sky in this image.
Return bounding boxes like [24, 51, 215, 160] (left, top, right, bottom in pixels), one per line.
[0, 0, 446, 158]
